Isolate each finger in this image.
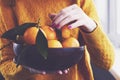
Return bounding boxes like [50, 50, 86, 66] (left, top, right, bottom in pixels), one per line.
[68, 20, 84, 29]
[53, 4, 78, 22]
[57, 70, 63, 75]
[54, 9, 79, 25]
[63, 69, 68, 74]
[48, 13, 57, 20]
[13, 58, 16, 63]
[64, 68, 70, 74]
[61, 4, 78, 12]
[56, 13, 81, 29]
[53, 6, 79, 23]
[41, 71, 46, 75]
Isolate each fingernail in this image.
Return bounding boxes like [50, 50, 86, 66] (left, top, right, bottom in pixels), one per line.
[68, 25, 72, 29]
[58, 71, 63, 75]
[64, 70, 68, 74]
[56, 24, 60, 28]
[51, 23, 55, 27]
[13, 58, 16, 63]
[67, 68, 70, 71]
[42, 71, 46, 75]
[48, 13, 56, 20]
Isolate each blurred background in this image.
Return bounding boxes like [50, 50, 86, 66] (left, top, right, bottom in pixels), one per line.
[94, 0, 120, 79]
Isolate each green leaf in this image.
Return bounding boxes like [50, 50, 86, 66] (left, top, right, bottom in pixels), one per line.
[1, 22, 37, 42]
[36, 29, 48, 59]
[1, 27, 19, 40]
[18, 22, 38, 35]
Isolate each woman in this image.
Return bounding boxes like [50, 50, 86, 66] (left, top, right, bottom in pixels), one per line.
[0, 0, 114, 80]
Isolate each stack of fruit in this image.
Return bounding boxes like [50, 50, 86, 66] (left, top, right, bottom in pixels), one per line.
[1, 20, 81, 60]
[23, 25, 80, 48]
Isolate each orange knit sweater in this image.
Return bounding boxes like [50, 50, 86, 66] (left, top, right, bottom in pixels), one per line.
[0, 0, 114, 80]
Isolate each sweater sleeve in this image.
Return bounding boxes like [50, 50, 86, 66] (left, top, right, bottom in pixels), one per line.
[0, 1, 33, 80]
[79, 0, 115, 70]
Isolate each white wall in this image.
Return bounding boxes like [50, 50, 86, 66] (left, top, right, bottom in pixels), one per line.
[116, 0, 120, 34]
[94, 0, 108, 33]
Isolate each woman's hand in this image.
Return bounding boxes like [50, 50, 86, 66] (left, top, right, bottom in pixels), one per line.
[51, 4, 97, 32]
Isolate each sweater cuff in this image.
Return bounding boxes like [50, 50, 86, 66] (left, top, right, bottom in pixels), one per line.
[80, 26, 106, 45]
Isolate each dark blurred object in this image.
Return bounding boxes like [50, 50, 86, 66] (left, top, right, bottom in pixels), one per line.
[0, 73, 4, 80]
[92, 63, 116, 80]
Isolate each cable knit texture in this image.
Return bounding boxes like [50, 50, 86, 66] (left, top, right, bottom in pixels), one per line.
[0, 0, 114, 80]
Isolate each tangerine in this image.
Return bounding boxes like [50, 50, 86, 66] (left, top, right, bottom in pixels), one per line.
[62, 37, 80, 48]
[48, 40, 62, 48]
[23, 27, 46, 45]
[61, 25, 71, 39]
[41, 25, 57, 40]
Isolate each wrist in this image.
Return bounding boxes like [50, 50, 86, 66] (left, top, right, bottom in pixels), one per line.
[80, 19, 97, 33]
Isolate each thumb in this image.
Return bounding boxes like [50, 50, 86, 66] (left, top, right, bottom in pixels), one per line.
[48, 13, 57, 20]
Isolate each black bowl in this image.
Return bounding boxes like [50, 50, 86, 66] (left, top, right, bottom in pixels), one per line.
[13, 43, 84, 72]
